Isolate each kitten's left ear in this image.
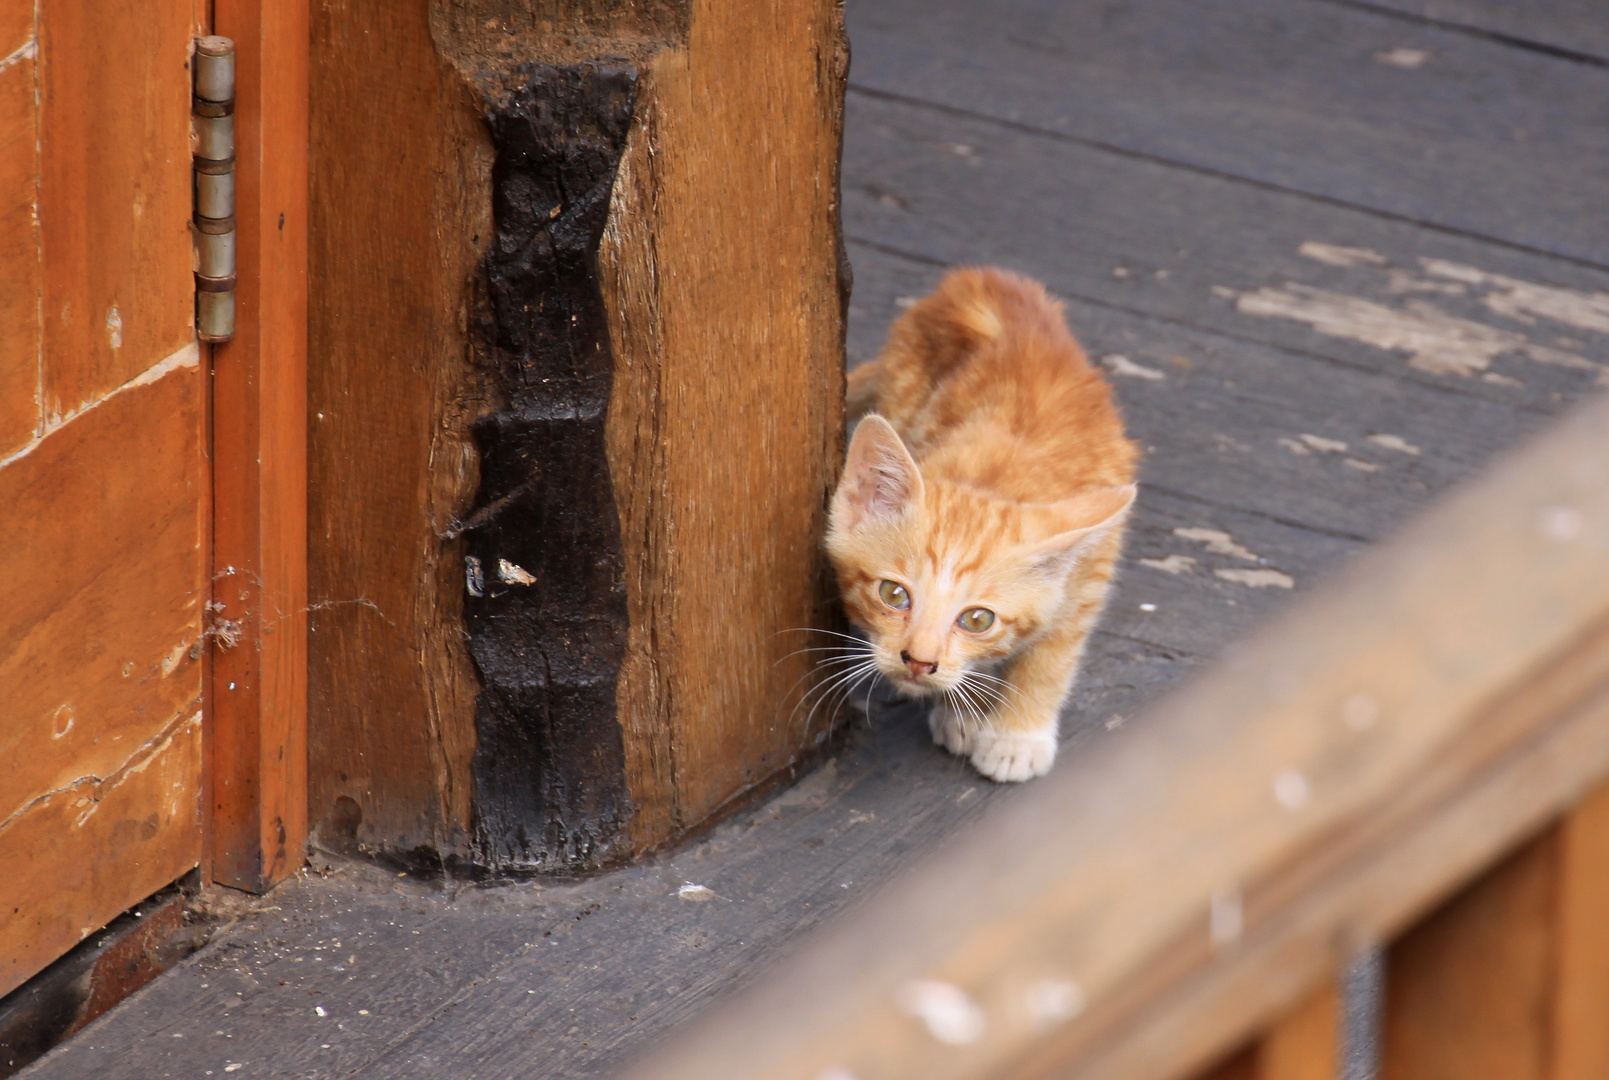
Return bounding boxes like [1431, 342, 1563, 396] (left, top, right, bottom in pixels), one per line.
[1024, 484, 1138, 577]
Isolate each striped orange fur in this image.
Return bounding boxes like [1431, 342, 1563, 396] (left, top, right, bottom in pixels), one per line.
[828, 267, 1137, 781]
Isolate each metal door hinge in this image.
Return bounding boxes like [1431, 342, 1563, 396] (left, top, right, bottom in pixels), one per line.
[193, 36, 236, 343]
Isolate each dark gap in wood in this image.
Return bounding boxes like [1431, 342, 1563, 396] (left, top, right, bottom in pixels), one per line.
[844, 84, 1609, 276]
[1316, 0, 1609, 69]
[0, 878, 207, 1078]
[462, 62, 638, 875]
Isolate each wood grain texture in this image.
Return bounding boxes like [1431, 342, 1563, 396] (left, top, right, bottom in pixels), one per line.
[306, 0, 485, 864]
[1358, 0, 1609, 64]
[602, 0, 849, 850]
[620, 389, 1609, 1080]
[846, 0, 1609, 265]
[1382, 779, 1609, 1080]
[36, 0, 194, 416]
[1, 0, 32, 56]
[209, 0, 311, 893]
[0, 48, 39, 457]
[0, 366, 206, 1000]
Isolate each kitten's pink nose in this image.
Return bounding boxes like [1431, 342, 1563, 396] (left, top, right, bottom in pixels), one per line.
[900, 650, 937, 678]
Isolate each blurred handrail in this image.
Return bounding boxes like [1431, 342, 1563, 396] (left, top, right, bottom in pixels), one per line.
[616, 390, 1609, 1080]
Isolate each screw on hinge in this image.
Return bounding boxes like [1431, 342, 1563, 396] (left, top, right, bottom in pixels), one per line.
[193, 36, 237, 343]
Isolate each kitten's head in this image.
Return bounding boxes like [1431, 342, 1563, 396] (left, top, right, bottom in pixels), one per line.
[826, 415, 1135, 697]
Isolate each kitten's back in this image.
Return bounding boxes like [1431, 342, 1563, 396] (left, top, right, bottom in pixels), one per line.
[858, 267, 1136, 503]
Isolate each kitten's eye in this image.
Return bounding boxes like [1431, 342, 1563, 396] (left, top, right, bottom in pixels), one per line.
[958, 607, 995, 633]
[878, 580, 911, 610]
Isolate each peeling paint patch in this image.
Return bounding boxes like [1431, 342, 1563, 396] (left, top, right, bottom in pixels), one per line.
[1367, 433, 1420, 455]
[1138, 554, 1196, 575]
[1174, 527, 1258, 562]
[1215, 568, 1295, 589]
[1101, 354, 1165, 381]
[52, 705, 75, 740]
[106, 306, 123, 350]
[676, 882, 716, 902]
[1422, 259, 1609, 335]
[1235, 284, 1595, 378]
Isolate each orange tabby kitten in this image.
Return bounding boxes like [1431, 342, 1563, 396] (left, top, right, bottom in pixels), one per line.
[827, 267, 1138, 781]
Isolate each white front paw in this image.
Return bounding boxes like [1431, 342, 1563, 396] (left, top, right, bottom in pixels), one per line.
[928, 701, 974, 756]
[969, 728, 1057, 783]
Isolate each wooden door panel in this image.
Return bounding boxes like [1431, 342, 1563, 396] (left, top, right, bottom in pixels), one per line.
[0, 0, 207, 999]
[36, 0, 195, 417]
[0, 44, 40, 456]
[0, 359, 206, 827]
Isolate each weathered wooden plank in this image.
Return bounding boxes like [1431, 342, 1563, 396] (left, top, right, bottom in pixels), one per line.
[842, 91, 1609, 419]
[601, 0, 848, 850]
[1381, 780, 1609, 1080]
[0, 49, 39, 457]
[847, 0, 1609, 265]
[0, 366, 206, 999]
[616, 387, 1609, 1080]
[1, 0, 32, 55]
[36, 0, 194, 415]
[208, 0, 311, 893]
[305, 0, 484, 865]
[1358, 0, 1609, 64]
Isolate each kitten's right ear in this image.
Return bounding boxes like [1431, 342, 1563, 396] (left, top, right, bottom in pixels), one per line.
[832, 415, 923, 532]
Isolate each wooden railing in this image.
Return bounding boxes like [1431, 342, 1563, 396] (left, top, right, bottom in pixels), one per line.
[617, 390, 1609, 1080]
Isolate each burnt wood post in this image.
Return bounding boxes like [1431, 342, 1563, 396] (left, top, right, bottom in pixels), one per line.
[307, 0, 848, 873]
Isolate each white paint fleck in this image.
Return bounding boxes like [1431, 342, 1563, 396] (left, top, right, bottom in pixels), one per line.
[1174, 527, 1259, 562]
[895, 980, 987, 1045]
[1343, 458, 1379, 473]
[1483, 372, 1524, 387]
[1215, 568, 1295, 589]
[52, 705, 74, 739]
[895, 296, 920, 309]
[1274, 770, 1310, 809]
[1385, 269, 1464, 296]
[1277, 437, 1312, 457]
[944, 142, 975, 157]
[497, 558, 536, 585]
[1112, 266, 1131, 279]
[1025, 978, 1087, 1024]
[677, 883, 716, 902]
[1138, 554, 1197, 575]
[1105, 714, 1127, 731]
[1138, 603, 1157, 612]
[1541, 506, 1584, 542]
[0, 38, 38, 74]
[1343, 694, 1380, 732]
[1367, 434, 1420, 456]
[1212, 285, 1238, 299]
[224, 1066, 243, 1074]
[1299, 242, 1386, 268]
[106, 306, 123, 349]
[1376, 47, 1429, 68]
[465, 555, 484, 597]
[1101, 354, 1165, 381]
[1210, 886, 1244, 946]
[315, 1006, 327, 1017]
[1300, 433, 1348, 453]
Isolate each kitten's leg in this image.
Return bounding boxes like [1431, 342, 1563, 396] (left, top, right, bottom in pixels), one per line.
[845, 360, 884, 422]
[966, 631, 1080, 782]
[928, 698, 974, 756]
[967, 545, 1120, 782]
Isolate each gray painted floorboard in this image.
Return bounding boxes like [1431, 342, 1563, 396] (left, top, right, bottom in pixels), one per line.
[21, 1, 1607, 1076]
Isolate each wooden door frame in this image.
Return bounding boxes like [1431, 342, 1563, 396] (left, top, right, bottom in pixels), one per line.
[204, 0, 310, 893]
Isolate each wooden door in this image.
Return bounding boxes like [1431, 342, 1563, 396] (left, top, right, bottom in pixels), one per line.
[0, 0, 208, 996]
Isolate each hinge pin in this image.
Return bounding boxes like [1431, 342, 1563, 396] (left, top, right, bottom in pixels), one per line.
[193, 36, 237, 343]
